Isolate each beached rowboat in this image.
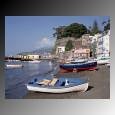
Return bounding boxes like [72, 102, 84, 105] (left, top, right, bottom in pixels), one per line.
[26, 77, 88, 93]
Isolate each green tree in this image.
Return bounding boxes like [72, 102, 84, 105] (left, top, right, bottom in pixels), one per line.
[53, 26, 66, 39]
[102, 19, 110, 32]
[91, 20, 100, 35]
[65, 40, 73, 51]
[53, 23, 88, 39]
[104, 19, 110, 32]
[64, 23, 88, 38]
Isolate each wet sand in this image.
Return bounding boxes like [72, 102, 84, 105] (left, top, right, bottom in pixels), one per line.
[24, 65, 110, 99]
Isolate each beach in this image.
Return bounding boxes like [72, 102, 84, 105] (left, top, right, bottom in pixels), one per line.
[24, 64, 110, 99]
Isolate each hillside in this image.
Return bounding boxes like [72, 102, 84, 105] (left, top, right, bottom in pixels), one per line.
[17, 47, 53, 55]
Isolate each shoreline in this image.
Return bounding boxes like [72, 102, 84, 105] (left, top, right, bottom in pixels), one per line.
[24, 65, 110, 99]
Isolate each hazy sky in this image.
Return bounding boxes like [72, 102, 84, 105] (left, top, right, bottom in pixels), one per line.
[5, 16, 109, 56]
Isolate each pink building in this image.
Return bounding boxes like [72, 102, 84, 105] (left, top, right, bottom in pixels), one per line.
[73, 48, 90, 58]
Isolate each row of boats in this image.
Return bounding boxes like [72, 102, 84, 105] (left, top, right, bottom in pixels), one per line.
[59, 56, 110, 73]
[26, 56, 110, 93]
[5, 56, 110, 94]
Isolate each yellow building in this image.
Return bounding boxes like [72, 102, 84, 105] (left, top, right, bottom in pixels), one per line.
[17, 54, 40, 60]
[26, 54, 40, 60]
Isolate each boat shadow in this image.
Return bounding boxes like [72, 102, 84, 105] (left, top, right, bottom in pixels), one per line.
[87, 86, 94, 91]
[24, 86, 94, 99]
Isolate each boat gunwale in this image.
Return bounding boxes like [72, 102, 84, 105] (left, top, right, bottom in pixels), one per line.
[27, 82, 88, 89]
[60, 61, 97, 66]
[27, 78, 88, 89]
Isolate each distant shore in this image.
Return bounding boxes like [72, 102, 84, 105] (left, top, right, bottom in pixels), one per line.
[24, 65, 110, 99]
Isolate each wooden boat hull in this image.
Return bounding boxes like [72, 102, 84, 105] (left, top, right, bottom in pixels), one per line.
[59, 67, 97, 73]
[60, 61, 97, 72]
[27, 83, 88, 93]
[26, 77, 89, 93]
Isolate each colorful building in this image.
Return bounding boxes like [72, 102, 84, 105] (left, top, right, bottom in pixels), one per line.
[17, 54, 40, 60]
[73, 48, 90, 58]
[97, 30, 110, 57]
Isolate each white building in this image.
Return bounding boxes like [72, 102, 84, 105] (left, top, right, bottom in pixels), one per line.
[88, 33, 102, 57]
[97, 30, 110, 57]
[56, 46, 65, 54]
[89, 33, 102, 44]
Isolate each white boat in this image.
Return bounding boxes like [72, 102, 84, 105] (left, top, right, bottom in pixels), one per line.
[70, 58, 88, 64]
[28, 60, 41, 63]
[26, 77, 88, 93]
[97, 56, 110, 65]
[6, 64, 23, 69]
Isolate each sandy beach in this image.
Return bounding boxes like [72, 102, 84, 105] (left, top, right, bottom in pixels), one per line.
[24, 65, 110, 99]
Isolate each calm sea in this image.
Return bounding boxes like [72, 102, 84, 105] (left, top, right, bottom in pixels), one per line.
[5, 60, 58, 99]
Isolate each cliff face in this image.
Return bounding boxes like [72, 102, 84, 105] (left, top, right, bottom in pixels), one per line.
[55, 37, 76, 46]
[53, 34, 91, 54]
[52, 37, 76, 54]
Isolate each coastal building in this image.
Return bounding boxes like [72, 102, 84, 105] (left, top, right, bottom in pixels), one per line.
[17, 54, 40, 60]
[74, 35, 91, 49]
[16, 54, 25, 59]
[41, 52, 53, 59]
[26, 54, 40, 60]
[73, 48, 90, 58]
[56, 46, 65, 54]
[81, 34, 91, 46]
[89, 33, 101, 44]
[72, 35, 91, 58]
[87, 33, 102, 57]
[97, 30, 110, 57]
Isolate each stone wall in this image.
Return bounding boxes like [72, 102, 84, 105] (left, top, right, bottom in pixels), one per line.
[55, 37, 76, 46]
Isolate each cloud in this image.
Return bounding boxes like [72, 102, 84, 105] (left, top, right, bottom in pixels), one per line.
[35, 37, 56, 49]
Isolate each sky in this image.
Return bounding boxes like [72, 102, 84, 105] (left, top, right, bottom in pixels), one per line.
[5, 16, 110, 56]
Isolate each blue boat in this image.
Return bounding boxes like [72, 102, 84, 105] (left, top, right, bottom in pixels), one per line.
[26, 77, 88, 93]
[60, 60, 97, 72]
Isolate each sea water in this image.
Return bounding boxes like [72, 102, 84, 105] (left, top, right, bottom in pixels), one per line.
[5, 60, 57, 99]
